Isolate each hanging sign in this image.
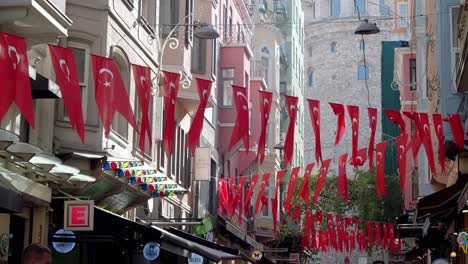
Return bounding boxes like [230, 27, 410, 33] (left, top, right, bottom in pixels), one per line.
[188, 253, 203, 264]
[64, 200, 94, 231]
[52, 229, 76, 254]
[251, 249, 263, 261]
[194, 148, 211, 181]
[143, 242, 160, 261]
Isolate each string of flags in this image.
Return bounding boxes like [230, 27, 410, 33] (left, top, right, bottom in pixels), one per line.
[1, 31, 464, 170]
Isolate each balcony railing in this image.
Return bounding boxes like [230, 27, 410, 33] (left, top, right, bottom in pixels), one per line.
[222, 24, 252, 46]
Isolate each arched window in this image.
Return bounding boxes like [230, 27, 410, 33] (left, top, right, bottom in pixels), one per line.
[331, 42, 337, 53]
[359, 39, 365, 50]
[308, 69, 314, 87]
[355, 0, 366, 14]
[111, 47, 131, 139]
[330, 0, 340, 17]
[358, 64, 369, 80]
[261, 46, 270, 87]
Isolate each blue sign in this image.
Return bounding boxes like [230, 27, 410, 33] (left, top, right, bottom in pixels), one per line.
[188, 253, 203, 264]
[52, 229, 76, 254]
[143, 242, 160, 261]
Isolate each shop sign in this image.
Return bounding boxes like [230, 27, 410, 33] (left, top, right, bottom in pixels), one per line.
[143, 242, 160, 261]
[188, 253, 203, 264]
[52, 229, 76, 254]
[64, 200, 94, 231]
[194, 148, 210, 181]
[251, 249, 263, 261]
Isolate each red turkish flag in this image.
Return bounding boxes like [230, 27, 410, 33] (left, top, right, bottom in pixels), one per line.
[258, 91, 273, 164]
[338, 153, 349, 202]
[398, 235, 402, 253]
[92, 55, 138, 138]
[433, 114, 446, 173]
[132, 64, 152, 153]
[330, 102, 346, 145]
[255, 173, 271, 215]
[243, 174, 259, 215]
[312, 159, 332, 205]
[384, 109, 407, 135]
[336, 215, 344, 251]
[284, 96, 298, 167]
[389, 223, 395, 254]
[316, 210, 323, 225]
[293, 205, 301, 224]
[444, 114, 465, 152]
[49, 44, 85, 142]
[396, 134, 408, 192]
[229, 85, 249, 151]
[284, 166, 301, 215]
[161, 71, 180, 156]
[350, 230, 355, 251]
[0, 33, 34, 127]
[345, 217, 353, 228]
[376, 141, 387, 197]
[419, 113, 437, 175]
[375, 222, 382, 247]
[383, 223, 389, 249]
[327, 213, 337, 250]
[218, 178, 229, 213]
[237, 177, 249, 224]
[403, 111, 422, 160]
[350, 147, 368, 168]
[187, 78, 212, 155]
[367, 221, 373, 248]
[368, 107, 378, 171]
[297, 162, 315, 206]
[347, 105, 360, 165]
[303, 210, 315, 250]
[308, 99, 323, 164]
[229, 177, 247, 223]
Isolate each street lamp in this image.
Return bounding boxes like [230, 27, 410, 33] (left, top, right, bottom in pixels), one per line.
[354, 19, 380, 35]
[151, 14, 219, 95]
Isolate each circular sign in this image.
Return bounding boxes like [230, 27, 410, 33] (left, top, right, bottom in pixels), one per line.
[251, 249, 263, 261]
[188, 253, 203, 264]
[0, 233, 9, 257]
[52, 229, 76, 254]
[432, 259, 449, 264]
[143, 242, 160, 261]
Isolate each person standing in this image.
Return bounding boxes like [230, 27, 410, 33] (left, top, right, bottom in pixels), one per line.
[21, 244, 51, 264]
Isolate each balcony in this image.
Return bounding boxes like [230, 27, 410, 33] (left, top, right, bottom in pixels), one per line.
[0, 0, 72, 38]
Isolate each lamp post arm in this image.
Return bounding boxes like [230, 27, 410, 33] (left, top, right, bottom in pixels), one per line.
[151, 13, 195, 96]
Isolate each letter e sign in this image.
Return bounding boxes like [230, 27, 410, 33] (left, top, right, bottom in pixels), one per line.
[64, 200, 94, 231]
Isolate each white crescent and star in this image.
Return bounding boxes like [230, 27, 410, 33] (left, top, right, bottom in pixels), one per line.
[376, 152, 383, 161]
[236, 91, 248, 110]
[8, 46, 20, 70]
[202, 89, 208, 99]
[355, 156, 363, 165]
[169, 81, 176, 104]
[98, 68, 114, 87]
[423, 124, 430, 134]
[59, 59, 71, 82]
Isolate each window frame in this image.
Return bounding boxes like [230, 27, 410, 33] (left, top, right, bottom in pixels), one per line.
[330, 0, 340, 17]
[221, 68, 235, 107]
[358, 64, 369, 80]
[355, 0, 366, 15]
[139, 0, 157, 34]
[409, 58, 417, 90]
[397, 2, 408, 29]
[111, 49, 132, 141]
[308, 69, 314, 87]
[57, 42, 90, 125]
[191, 37, 207, 74]
[450, 6, 460, 78]
[134, 94, 154, 158]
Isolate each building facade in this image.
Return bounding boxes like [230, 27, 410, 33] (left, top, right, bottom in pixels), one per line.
[302, 0, 404, 175]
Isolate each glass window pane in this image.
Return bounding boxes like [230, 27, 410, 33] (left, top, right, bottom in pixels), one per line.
[72, 48, 86, 83]
[331, 0, 340, 17]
